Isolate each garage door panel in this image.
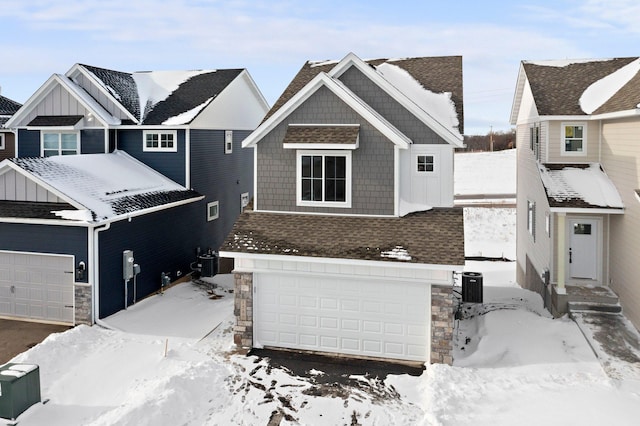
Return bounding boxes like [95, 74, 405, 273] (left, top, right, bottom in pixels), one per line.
[256, 273, 430, 362]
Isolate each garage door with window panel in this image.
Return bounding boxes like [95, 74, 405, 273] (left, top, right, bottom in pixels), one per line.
[254, 273, 431, 362]
[0, 251, 74, 324]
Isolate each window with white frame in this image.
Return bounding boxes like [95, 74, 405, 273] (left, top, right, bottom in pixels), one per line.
[207, 201, 219, 221]
[527, 200, 536, 240]
[225, 130, 233, 154]
[0, 133, 4, 150]
[416, 155, 435, 172]
[297, 150, 351, 207]
[240, 192, 249, 210]
[562, 123, 586, 155]
[143, 130, 177, 152]
[42, 132, 79, 157]
[530, 124, 540, 160]
[545, 211, 551, 237]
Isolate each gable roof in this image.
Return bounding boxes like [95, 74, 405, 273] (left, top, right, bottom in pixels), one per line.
[77, 64, 244, 125]
[221, 206, 465, 267]
[511, 57, 640, 121]
[539, 163, 624, 212]
[0, 151, 202, 223]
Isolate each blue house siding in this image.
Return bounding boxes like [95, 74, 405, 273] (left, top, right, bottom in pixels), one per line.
[80, 129, 107, 154]
[190, 129, 253, 250]
[0, 223, 89, 283]
[116, 129, 187, 185]
[17, 129, 40, 157]
[97, 201, 206, 318]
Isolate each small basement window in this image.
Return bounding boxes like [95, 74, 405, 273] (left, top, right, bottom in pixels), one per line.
[143, 130, 177, 152]
[207, 201, 219, 221]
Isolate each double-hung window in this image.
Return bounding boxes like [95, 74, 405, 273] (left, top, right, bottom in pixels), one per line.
[562, 123, 586, 155]
[530, 124, 540, 160]
[527, 200, 536, 241]
[297, 150, 351, 207]
[42, 132, 79, 157]
[143, 130, 177, 152]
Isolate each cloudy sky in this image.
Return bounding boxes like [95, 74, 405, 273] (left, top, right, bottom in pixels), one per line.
[1, 0, 639, 135]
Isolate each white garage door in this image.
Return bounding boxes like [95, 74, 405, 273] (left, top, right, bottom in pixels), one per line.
[255, 273, 430, 362]
[0, 251, 74, 324]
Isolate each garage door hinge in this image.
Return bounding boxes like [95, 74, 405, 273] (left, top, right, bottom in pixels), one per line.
[65, 305, 74, 308]
[64, 270, 74, 274]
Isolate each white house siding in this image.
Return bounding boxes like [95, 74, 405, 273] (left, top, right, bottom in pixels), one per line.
[516, 123, 552, 290]
[399, 144, 454, 208]
[17, 85, 95, 128]
[0, 169, 63, 202]
[72, 72, 132, 122]
[546, 120, 600, 164]
[601, 116, 640, 329]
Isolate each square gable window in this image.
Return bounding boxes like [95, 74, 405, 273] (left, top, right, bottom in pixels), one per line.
[42, 132, 79, 157]
[143, 130, 177, 152]
[561, 123, 586, 156]
[296, 150, 351, 208]
[416, 155, 434, 172]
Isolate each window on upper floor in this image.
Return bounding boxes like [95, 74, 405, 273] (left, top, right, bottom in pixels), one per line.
[207, 201, 219, 221]
[296, 150, 352, 208]
[143, 130, 177, 152]
[42, 132, 79, 157]
[527, 200, 536, 241]
[561, 123, 586, 156]
[225, 130, 233, 154]
[0, 133, 4, 150]
[416, 155, 435, 172]
[530, 124, 540, 160]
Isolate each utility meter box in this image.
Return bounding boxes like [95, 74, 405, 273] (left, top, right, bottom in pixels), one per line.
[0, 363, 41, 421]
[123, 250, 134, 281]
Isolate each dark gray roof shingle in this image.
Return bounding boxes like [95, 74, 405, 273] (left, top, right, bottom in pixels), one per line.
[0, 200, 77, 220]
[27, 115, 83, 126]
[283, 125, 360, 145]
[0, 95, 22, 116]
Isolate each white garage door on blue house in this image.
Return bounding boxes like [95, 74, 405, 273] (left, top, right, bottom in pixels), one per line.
[0, 251, 74, 324]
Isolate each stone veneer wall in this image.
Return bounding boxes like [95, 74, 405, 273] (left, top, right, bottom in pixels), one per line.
[75, 285, 92, 325]
[233, 272, 254, 348]
[430, 285, 454, 365]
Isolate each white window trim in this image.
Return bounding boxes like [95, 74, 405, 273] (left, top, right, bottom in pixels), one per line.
[143, 130, 177, 152]
[41, 131, 80, 156]
[561, 122, 587, 156]
[296, 150, 352, 208]
[241, 192, 249, 210]
[225, 130, 233, 154]
[0, 133, 4, 150]
[527, 200, 536, 241]
[207, 201, 219, 221]
[414, 153, 437, 174]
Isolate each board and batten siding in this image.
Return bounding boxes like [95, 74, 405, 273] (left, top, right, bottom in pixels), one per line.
[0, 223, 89, 283]
[116, 129, 187, 186]
[338, 66, 446, 145]
[601, 116, 640, 329]
[72, 72, 134, 121]
[97, 201, 204, 318]
[256, 86, 395, 215]
[190, 129, 253, 251]
[0, 169, 63, 202]
[12, 84, 97, 128]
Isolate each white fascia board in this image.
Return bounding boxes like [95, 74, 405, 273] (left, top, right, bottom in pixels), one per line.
[549, 207, 624, 214]
[0, 217, 94, 227]
[67, 64, 139, 124]
[57, 75, 120, 127]
[591, 109, 640, 120]
[238, 69, 271, 113]
[328, 53, 464, 147]
[242, 73, 411, 149]
[218, 251, 463, 272]
[0, 160, 88, 212]
[114, 124, 190, 130]
[4, 74, 60, 128]
[510, 63, 527, 125]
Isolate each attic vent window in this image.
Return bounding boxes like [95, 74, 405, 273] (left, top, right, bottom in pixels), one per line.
[143, 130, 177, 152]
[417, 155, 434, 172]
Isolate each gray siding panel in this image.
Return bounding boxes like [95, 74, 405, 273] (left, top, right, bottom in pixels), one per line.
[339, 67, 446, 145]
[80, 129, 106, 154]
[256, 86, 395, 215]
[116, 129, 187, 185]
[0, 223, 89, 283]
[17, 129, 40, 157]
[190, 129, 254, 250]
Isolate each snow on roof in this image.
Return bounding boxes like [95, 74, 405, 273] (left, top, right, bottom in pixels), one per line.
[162, 97, 213, 125]
[375, 62, 461, 139]
[132, 70, 211, 122]
[539, 163, 623, 208]
[309, 59, 340, 68]
[580, 58, 640, 114]
[12, 151, 197, 222]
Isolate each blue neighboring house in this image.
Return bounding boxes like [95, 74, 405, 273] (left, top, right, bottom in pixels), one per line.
[0, 64, 269, 324]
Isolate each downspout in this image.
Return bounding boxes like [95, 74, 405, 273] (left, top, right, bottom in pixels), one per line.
[91, 222, 113, 328]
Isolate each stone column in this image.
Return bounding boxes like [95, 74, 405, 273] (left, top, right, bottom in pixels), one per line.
[430, 285, 454, 365]
[74, 284, 92, 325]
[233, 272, 254, 348]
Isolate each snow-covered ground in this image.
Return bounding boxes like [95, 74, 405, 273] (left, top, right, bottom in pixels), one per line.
[4, 149, 640, 425]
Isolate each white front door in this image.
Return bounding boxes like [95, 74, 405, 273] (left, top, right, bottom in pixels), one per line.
[569, 219, 599, 280]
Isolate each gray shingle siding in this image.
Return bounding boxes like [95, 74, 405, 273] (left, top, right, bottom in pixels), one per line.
[17, 129, 40, 157]
[80, 129, 106, 154]
[0, 223, 89, 283]
[190, 129, 253, 250]
[256, 86, 395, 215]
[339, 67, 446, 144]
[116, 129, 187, 185]
[98, 202, 204, 318]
